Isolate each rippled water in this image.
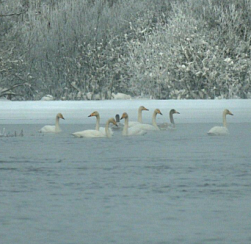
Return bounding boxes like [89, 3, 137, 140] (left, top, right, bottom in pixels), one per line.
[1, 122, 251, 244]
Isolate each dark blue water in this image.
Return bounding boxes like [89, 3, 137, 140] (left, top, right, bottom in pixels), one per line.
[1, 123, 251, 244]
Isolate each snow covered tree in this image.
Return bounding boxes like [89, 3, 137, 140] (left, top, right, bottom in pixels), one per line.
[123, 0, 251, 99]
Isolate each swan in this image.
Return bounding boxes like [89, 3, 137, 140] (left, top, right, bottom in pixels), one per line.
[132, 109, 163, 131]
[120, 112, 147, 136]
[159, 109, 180, 130]
[39, 113, 65, 133]
[207, 109, 233, 136]
[128, 106, 149, 127]
[88, 111, 113, 135]
[72, 118, 117, 138]
[111, 114, 123, 130]
[115, 114, 121, 126]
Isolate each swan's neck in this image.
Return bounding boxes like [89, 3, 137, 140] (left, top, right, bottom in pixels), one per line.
[223, 112, 227, 127]
[55, 117, 61, 132]
[152, 112, 159, 130]
[95, 115, 100, 130]
[122, 117, 129, 136]
[105, 120, 112, 138]
[169, 111, 175, 128]
[138, 109, 142, 123]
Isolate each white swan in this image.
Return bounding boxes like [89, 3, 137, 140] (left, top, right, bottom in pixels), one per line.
[39, 113, 65, 133]
[159, 109, 180, 130]
[88, 111, 113, 135]
[120, 112, 147, 136]
[207, 109, 233, 136]
[132, 109, 162, 131]
[72, 118, 117, 138]
[128, 106, 149, 127]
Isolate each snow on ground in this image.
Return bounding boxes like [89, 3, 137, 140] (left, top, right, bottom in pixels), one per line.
[0, 99, 251, 124]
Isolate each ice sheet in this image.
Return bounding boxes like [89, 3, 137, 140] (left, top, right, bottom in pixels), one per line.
[0, 99, 250, 124]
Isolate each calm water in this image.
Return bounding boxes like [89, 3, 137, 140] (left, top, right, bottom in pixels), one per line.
[1, 123, 251, 244]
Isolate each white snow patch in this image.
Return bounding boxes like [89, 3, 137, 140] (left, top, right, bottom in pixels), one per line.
[112, 93, 131, 100]
[0, 99, 250, 124]
[41, 95, 54, 101]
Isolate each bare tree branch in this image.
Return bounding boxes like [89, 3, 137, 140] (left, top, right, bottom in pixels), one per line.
[0, 10, 27, 17]
[0, 83, 26, 94]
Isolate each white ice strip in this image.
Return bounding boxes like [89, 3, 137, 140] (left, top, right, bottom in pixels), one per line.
[0, 99, 251, 124]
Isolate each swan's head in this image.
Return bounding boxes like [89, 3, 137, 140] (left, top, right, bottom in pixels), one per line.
[120, 112, 128, 120]
[109, 118, 118, 126]
[88, 111, 99, 117]
[57, 113, 65, 120]
[170, 109, 180, 114]
[224, 109, 233, 116]
[154, 109, 162, 115]
[139, 106, 149, 111]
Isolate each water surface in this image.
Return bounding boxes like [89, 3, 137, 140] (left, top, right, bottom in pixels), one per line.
[1, 122, 251, 244]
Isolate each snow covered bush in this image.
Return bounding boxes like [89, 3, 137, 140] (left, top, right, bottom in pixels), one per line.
[124, 0, 251, 99]
[16, 0, 160, 99]
[1, 0, 251, 100]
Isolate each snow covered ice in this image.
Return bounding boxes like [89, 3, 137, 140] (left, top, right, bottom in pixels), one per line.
[0, 99, 251, 125]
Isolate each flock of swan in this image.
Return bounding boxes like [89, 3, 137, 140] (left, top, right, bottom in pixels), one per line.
[37, 106, 234, 137]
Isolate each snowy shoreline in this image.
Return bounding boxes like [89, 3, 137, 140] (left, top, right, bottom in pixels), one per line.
[0, 99, 250, 124]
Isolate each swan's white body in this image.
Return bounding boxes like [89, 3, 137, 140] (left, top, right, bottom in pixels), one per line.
[132, 109, 162, 131]
[128, 106, 149, 127]
[120, 113, 147, 136]
[207, 109, 233, 136]
[72, 129, 106, 138]
[72, 118, 117, 138]
[208, 126, 229, 135]
[159, 109, 180, 130]
[39, 113, 65, 133]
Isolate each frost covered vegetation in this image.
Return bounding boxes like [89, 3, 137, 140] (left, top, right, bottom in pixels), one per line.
[1, 0, 251, 100]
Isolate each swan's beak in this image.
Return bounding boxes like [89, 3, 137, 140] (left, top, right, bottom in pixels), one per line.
[176, 111, 180, 114]
[144, 107, 149, 111]
[229, 112, 233, 116]
[62, 117, 65, 120]
[120, 115, 126, 120]
[160, 112, 163, 115]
